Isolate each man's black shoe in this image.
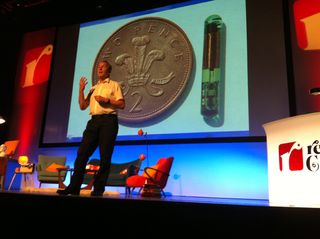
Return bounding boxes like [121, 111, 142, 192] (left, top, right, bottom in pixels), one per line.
[90, 190, 104, 196]
[56, 188, 80, 196]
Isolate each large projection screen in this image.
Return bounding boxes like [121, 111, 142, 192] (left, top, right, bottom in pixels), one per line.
[71, 0, 248, 142]
[41, 0, 290, 145]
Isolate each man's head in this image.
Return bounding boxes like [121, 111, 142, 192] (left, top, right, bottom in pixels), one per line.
[97, 60, 112, 79]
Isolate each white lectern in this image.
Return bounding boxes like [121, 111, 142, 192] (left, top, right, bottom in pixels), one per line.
[263, 112, 320, 208]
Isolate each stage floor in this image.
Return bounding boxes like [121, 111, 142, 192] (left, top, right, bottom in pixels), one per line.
[0, 189, 319, 236]
[1, 187, 270, 206]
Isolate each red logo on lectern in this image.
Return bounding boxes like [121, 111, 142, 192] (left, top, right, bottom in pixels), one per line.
[278, 140, 320, 172]
[278, 142, 304, 171]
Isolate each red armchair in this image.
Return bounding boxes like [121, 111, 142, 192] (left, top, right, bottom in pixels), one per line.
[126, 156, 174, 197]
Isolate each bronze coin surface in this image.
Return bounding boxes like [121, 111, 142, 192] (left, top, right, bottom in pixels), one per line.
[93, 17, 194, 124]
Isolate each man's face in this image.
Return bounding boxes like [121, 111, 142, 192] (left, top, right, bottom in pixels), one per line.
[97, 61, 109, 79]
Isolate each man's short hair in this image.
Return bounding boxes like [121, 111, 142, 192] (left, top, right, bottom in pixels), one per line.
[102, 60, 112, 73]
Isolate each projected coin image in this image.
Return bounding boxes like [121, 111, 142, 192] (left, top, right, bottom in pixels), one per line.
[93, 17, 194, 125]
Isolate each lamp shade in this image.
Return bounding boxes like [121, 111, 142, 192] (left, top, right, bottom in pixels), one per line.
[138, 129, 144, 136]
[18, 155, 29, 165]
[139, 154, 146, 161]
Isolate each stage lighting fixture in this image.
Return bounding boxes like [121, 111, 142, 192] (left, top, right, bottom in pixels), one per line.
[0, 116, 5, 124]
[309, 87, 320, 95]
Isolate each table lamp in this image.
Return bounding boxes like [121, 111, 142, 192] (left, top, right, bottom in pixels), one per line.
[18, 155, 34, 173]
[138, 129, 149, 167]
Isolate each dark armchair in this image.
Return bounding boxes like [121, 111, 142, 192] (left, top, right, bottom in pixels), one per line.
[36, 155, 68, 188]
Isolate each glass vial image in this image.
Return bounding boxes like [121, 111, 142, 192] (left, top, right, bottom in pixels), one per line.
[201, 14, 225, 127]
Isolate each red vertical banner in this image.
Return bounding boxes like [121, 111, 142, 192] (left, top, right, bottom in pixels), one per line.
[12, 28, 56, 157]
[290, 0, 320, 114]
[293, 0, 320, 50]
